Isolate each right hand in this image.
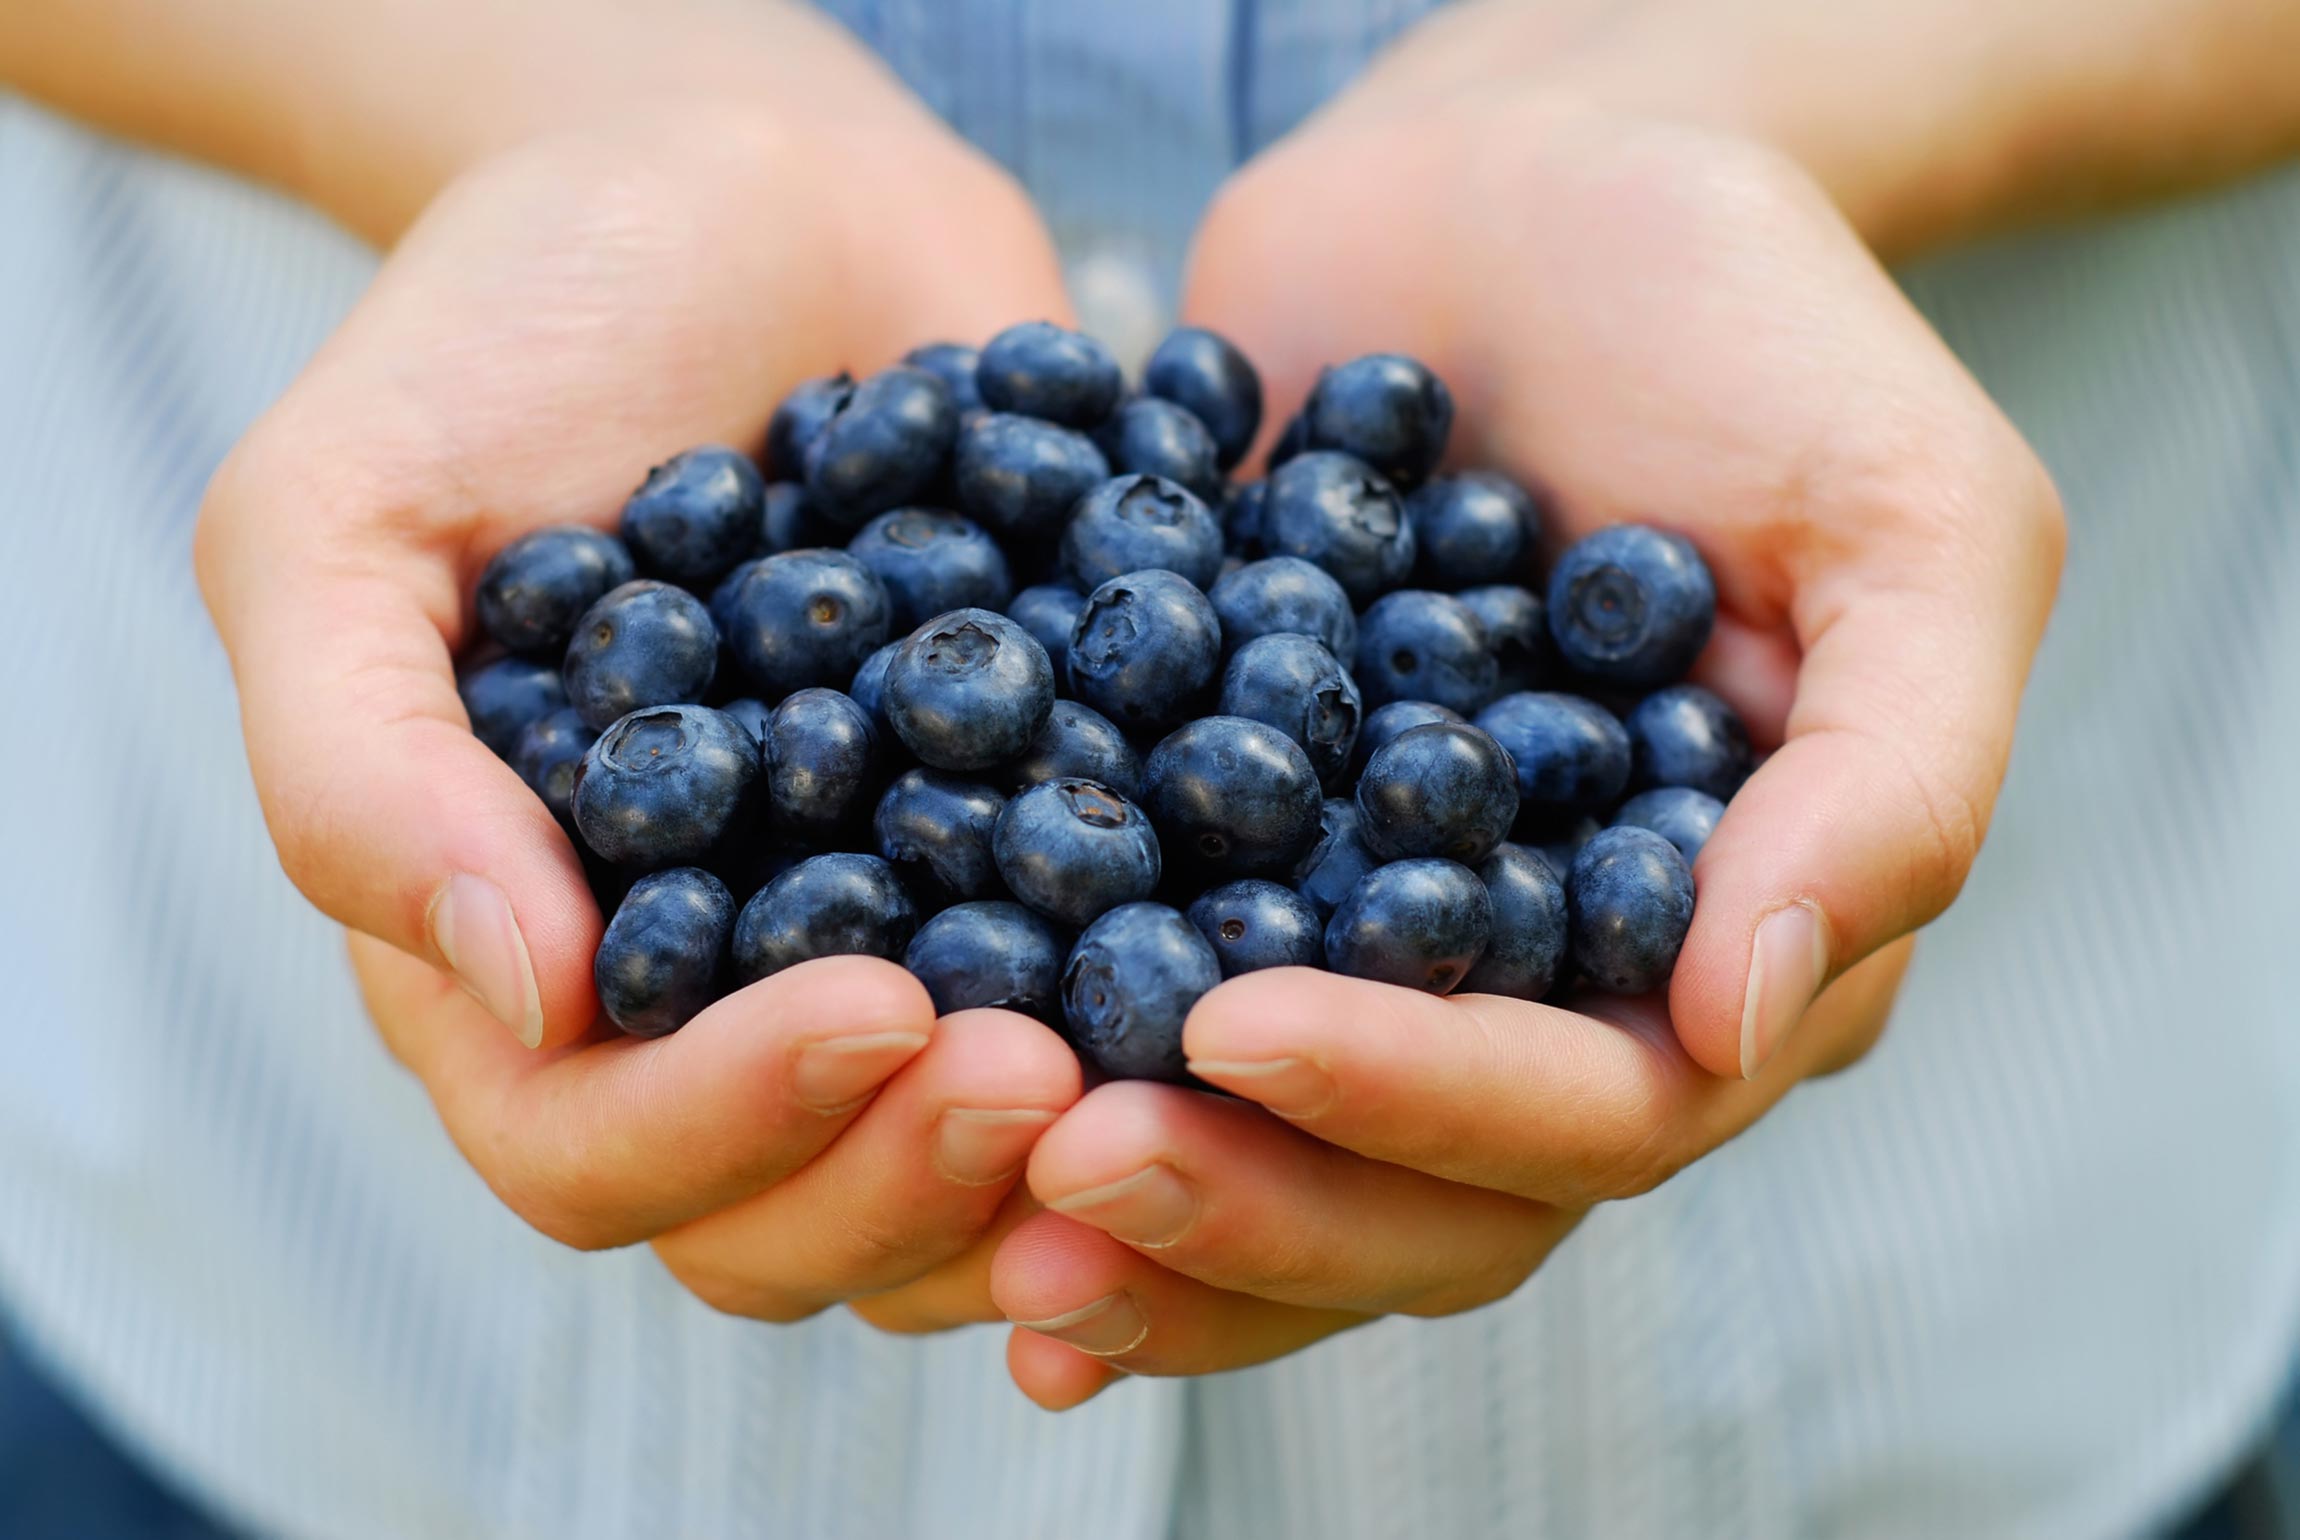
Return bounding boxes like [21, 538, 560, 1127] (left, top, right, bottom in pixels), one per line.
[197, 87, 1079, 1327]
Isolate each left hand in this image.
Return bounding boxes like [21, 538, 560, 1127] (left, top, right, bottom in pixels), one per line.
[989, 68, 2062, 1408]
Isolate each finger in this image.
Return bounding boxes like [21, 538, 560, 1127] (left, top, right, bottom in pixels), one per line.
[846, 1186, 1043, 1337]
[653, 1010, 1080, 1322]
[1025, 1083, 1571, 1314]
[1186, 946, 1912, 1204]
[992, 1213, 1363, 1381]
[355, 939, 936, 1249]
[1005, 1327, 1125, 1412]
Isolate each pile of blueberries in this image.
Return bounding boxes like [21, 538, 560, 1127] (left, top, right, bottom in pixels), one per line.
[459, 322, 1747, 1082]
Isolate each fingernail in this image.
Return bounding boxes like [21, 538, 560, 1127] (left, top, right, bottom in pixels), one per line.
[428, 874, 543, 1049]
[1183, 1056, 1335, 1119]
[794, 1032, 930, 1113]
[1740, 901, 1832, 1079]
[1045, 1164, 1199, 1249]
[934, 1108, 1058, 1185]
[1015, 1292, 1150, 1357]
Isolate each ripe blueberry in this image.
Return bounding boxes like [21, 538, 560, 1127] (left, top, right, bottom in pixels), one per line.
[1066, 570, 1223, 736]
[1456, 583, 1547, 695]
[1567, 826, 1694, 994]
[1353, 589, 1500, 714]
[1350, 699, 1464, 779]
[902, 341, 985, 413]
[803, 365, 958, 528]
[1625, 684, 1752, 801]
[1142, 716, 1324, 878]
[619, 446, 764, 591]
[883, 608, 1055, 771]
[1324, 858, 1492, 995]
[953, 412, 1110, 542]
[715, 549, 892, 701]
[873, 769, 1008, 908]
[1459, 843, 1568, 1001]
[1061, 474, 1225, 593]
[1099, 397, 1223, 503]
[1207, 555, 1357, 660]
[512, 706, 595, 824]
[1217, 633, 1362, 789]
[1002, 699, 1144, 801]
[561, 580, 718, 731]
[572, 704, 760, 869]
[1187, 879, 1323, 977]
[1404, 471, 1535, 590]
[1304, 353, 1454, 488]
[1354, 722, 1520, 865]
[732, 852, 919, 983]
[1143, 326, 1263, 470]
[1006, 583, 1086, 681]
[904, 901, 1065, 1022]
[1546, 525, 1717, 688]
[1473, 692, 1632, 820]
[1612, 787, 1725, 865]
[993, 778, 1162, 928]
[976, 321, 1123, 427]
[1260, 450, 1414, 606]
[459, 655, 570, 760]
[847, 508, 1013, 631]
[766, 372, 853, 480]
[761, 687, 880, 841]
[1290, 797, 1382, 921]
[1061, 902, 1221, 1083]
[476, 525, 636, 657]
[596, 868, 734, 1038]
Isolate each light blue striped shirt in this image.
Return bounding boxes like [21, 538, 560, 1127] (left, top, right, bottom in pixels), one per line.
[2, 3, 2297, 1536]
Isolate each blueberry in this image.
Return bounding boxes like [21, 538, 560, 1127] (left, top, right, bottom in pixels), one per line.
[1143, 716, 1323, 877]
[766, 372, 854, 480]
[476, 526, 636, 656]
[882, 608, 1055, 772]
[1006, 583, 1085, 682]
[759, 687, 879, 840]
[902, 341, 984, 413]
[572, 704, 760, 868]
[1405, 471, 1535, 590]
[561, 580, 717, 730]
[1612, 787, 1725, 866]
[512, 706, 595, 824]
[1066, 570, 1223, 736]
[874, 769, 1006, 907]
[619, 446, 764, 590]
[803, 365, 958, 528]
[760, 481, 836, 554]
[1354, 722, 1520, 865]
[1061, 474, 1225, 592]
[715, 549, 892, 701]
[1324, 858, 1492, 995]
[1567, 826, 1694, 994]
[1546, 525, 1717, 688]
[1290, 797, 1383, 920]
[720, 697, 773, 748]
[1353, 590, 1500, 714]
[1459, 843, 1568, 1001]
[1207, 556, 1357, 659]
[1624, 684, 1751, 801]
[595, 868, 735, 1037]
[1222, 480, 1267, 554]
[1003, 699, 1144, 800]
[976, 321, 1123, 427]
[1304, 354, 1454, 488]
[1532, 816, 1603, 881]
[1217, 633, 1362, 789]
[1260, 451, 1414, 606]
[993, 778, 1162, 927]
[1061, 902, 1220, 1083]
[459, 655, 570, 759]
[1473, 692, 1632, 820]
[844, 508, 1012, 632]
[1187, 879, 1323, 977]
[904, 900, 1065, 1022]
[952, 412, 1111, 541]
[732, 852, 918, 983]
[1143, 326, 1263, 470]
[1456, 584, 1547, 695]
[1350, 699, 1465, 779]
[1099, 397, 1223, 503]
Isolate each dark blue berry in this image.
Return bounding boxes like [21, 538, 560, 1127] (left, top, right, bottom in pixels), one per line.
[902, 341, 985, 413]
[1305, 354, 1454, 488]
[1625, 684, 1752, 801]
[1459, 843, 1568, 1001]
[1353, 590, 1500, 714]
[904, 900, 1065, 1022]
[715, 549, 892, 701]
[1100, 397, 1223, 503]
[1061, 474, 1224, 593]
[1144, 326, 1263, 470]
[720, 697, 773, 748]
[846, 508, 1012, 631]
[766, 372, 854, 480]
[1355, 722, 1520, 865]
[1006, 583, 1085, 681]
[1260, 450, 1414, 605]
[993, 778, 1162, 927]
[1324, 858, 1492, 995]
[512, 706, 595, 824]
[1612, 787, 1725, 865]
[1473, 692, 1632, 820]
[1567, 826, 1694, 994]
[1217, 633, 1362, 789]
[572, 704, 759, 868]
[883, 608, 1055, 771]
[846, 641, 900, 737]
[1061, 902, 1220, 1082]
[1187, 879, 1323, 977]
[1290, 797, 1382, 920]
[760, 481, 836, 554]
[1546, 525, 1717, 688]
[562, 580, 718, 730]
[1350, 699, 1464, 778]
[952, 412, 1110, 541]
[1143, 716, 1323, 877]
[732, 852, 918, 983]
[803, 366, 958, 528]
[619, 446, 764, 590]
[1222, 480, 1267, 554]
[459, 655, 569, 759]
[1003, 699, 1143, 800]
[1207, 556, 1356, 659]
[976, 321, 1123, 427]
[1456, 583, 1547, 695]
[476, 526, 636, 656]
[596, 868, 734, 1038]
[760, 687, 879, 840]
[1066, 570, 1223, 736]
[1405, 472, 1535, 589]
[873, 769, 1007, 907]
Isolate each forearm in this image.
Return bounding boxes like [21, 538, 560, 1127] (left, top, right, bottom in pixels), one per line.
[1370, 0, 2300, 256]
[0, 0, 921, 244]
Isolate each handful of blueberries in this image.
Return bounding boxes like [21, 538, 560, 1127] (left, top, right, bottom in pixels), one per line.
[459, 322, 1747, 1083]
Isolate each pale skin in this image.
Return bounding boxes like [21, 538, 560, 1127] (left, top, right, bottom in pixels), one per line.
[9, 0, 2297, 1410]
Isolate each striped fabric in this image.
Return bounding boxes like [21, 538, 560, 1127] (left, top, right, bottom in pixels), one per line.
[0, 2, 2295, 1535]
